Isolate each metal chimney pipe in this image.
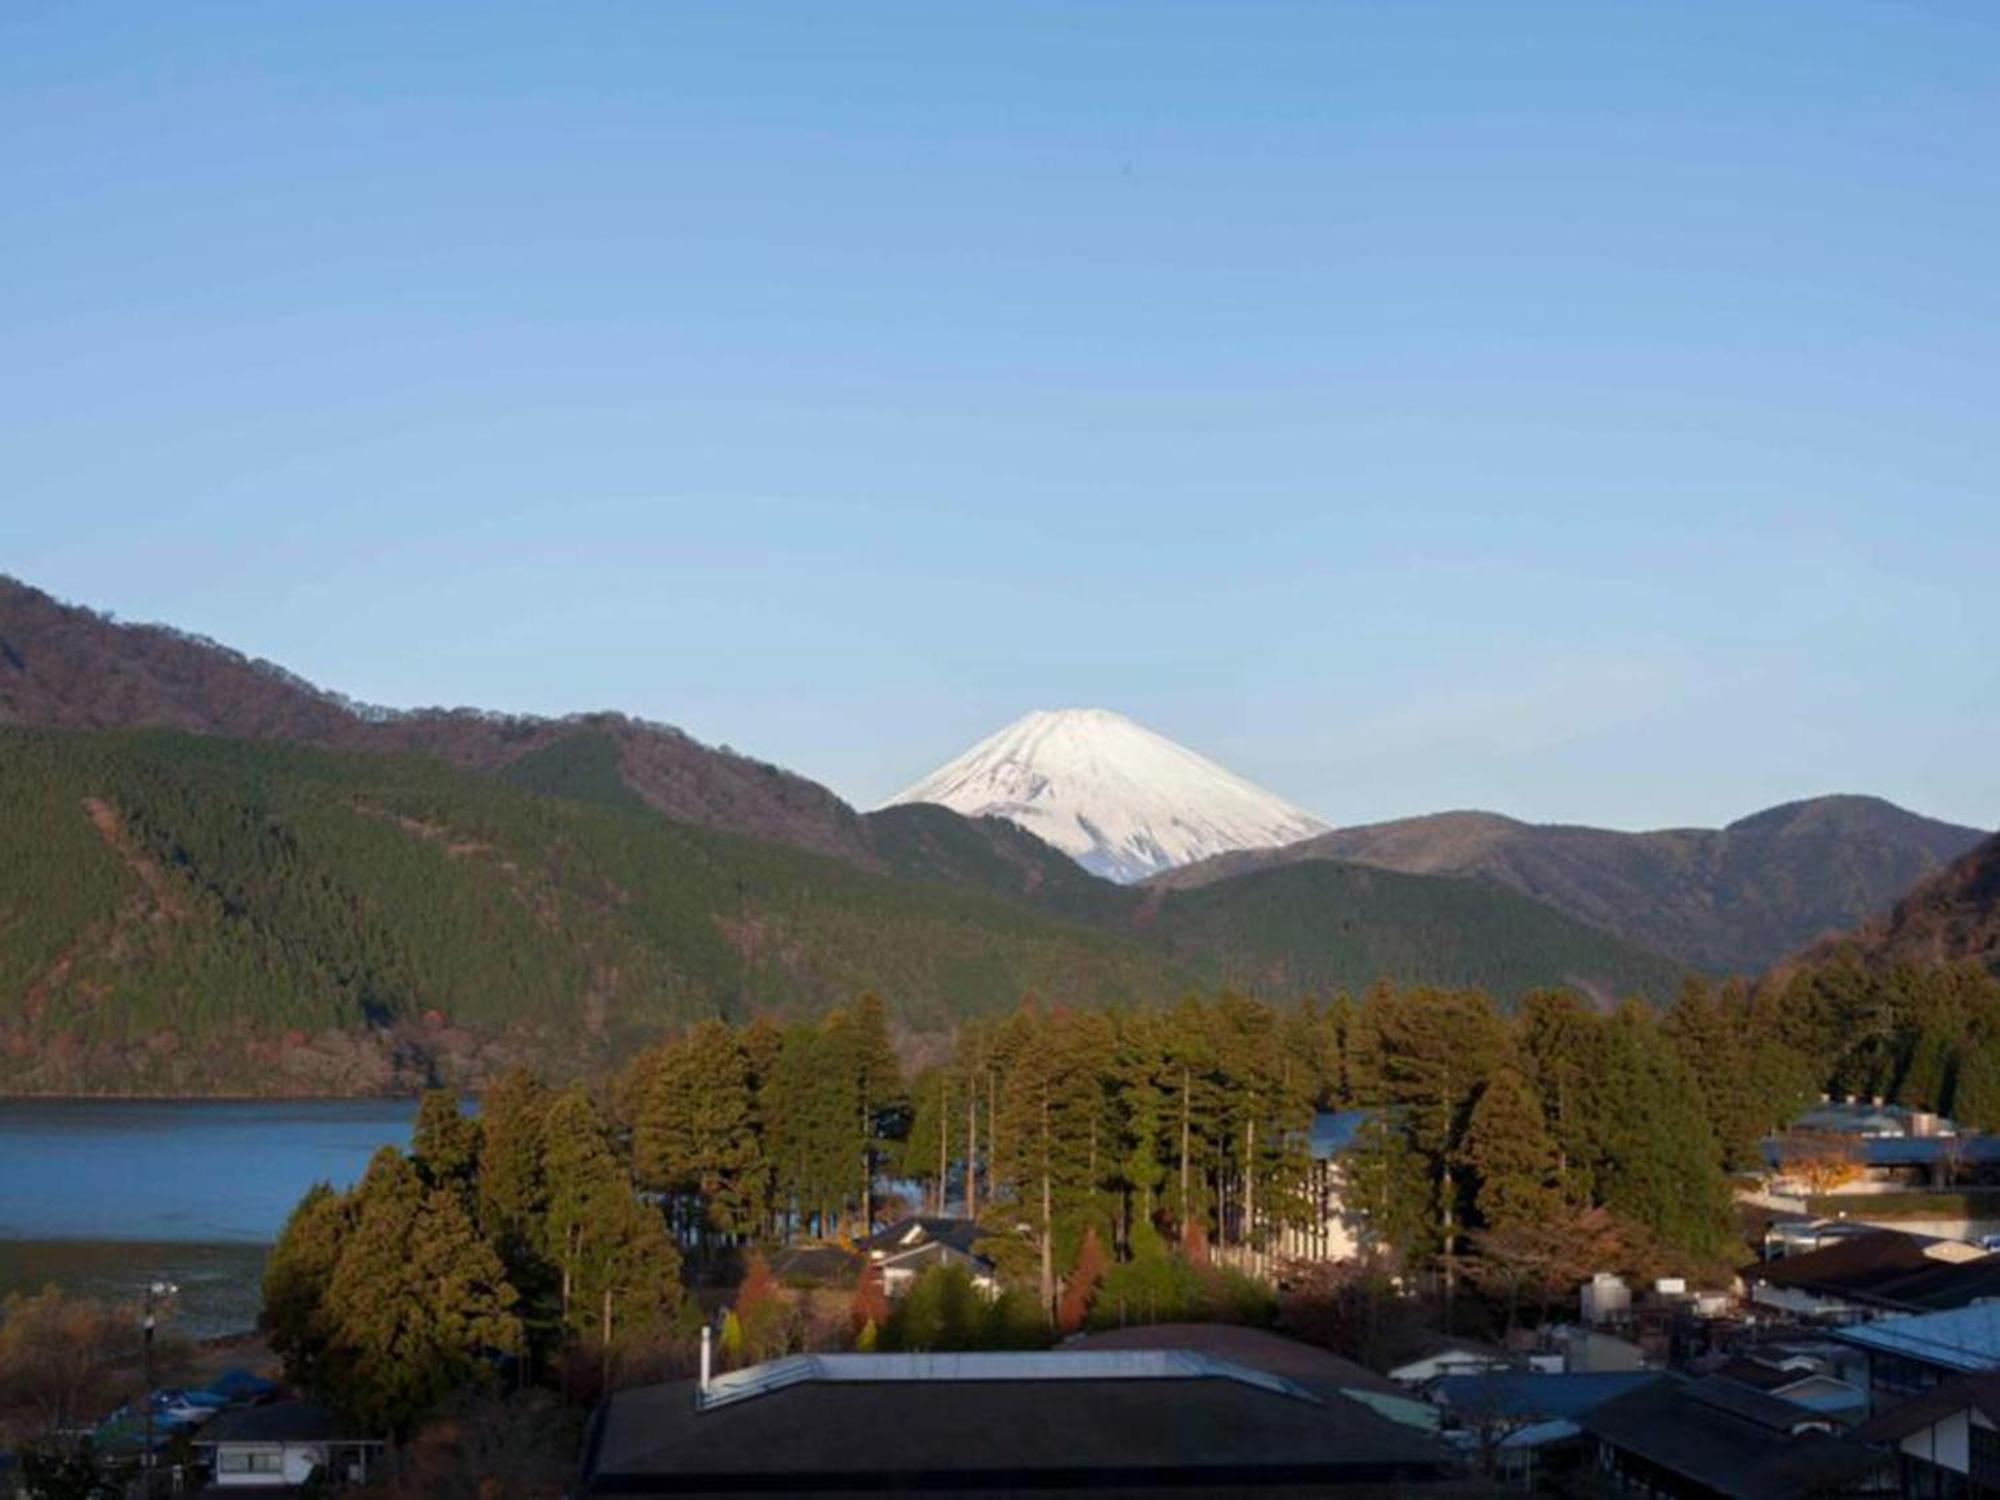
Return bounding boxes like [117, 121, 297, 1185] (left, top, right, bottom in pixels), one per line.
[699, 1322, 712, 1403]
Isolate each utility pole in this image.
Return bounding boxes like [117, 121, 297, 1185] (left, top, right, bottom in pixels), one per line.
[966, 1081, 978, 1219]
[601, 1287, 613, 1394]
[141, 1280, 176, 1498]
[937, 1075, 950, 1218]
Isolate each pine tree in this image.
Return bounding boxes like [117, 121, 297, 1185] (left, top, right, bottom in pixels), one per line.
[1596, 1004, 1731, 1256]
[1342, 1110, 1434, 1266]
[1953, 1038, 2000, 1131]
[411, 1088, 480, 1192]
[1517, 990, 1613, 1204]
[1353, 986, 1510, 1285]
[1899, 1025, 1956, 1113]
[768, 1021, 853, 1239]
[898, 1068, 954, 1216]
[1110, 1012, 1169, 1247]
[261, 1181, 353, 1387]
[320, 1151, 521, 1434]
[1460, 1068, 1561, 1234]
[833, 994, 903, 1234]
[476, 1068, 550, 1263]
[540, 1085, 685, 1344]
[632, 1021, 760, 1246]
[739, 1014, 786, 1236]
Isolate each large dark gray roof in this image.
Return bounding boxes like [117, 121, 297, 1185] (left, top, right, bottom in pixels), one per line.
[861, 1215, 985, 1256]
[1066, 1323, 1405, 1399]
[1581, 1376, 1881, 1500]
[193, 1402, 380, 1446]
[1430, 1370, 1663, 1422]
[583, 1354, 1457, 1495]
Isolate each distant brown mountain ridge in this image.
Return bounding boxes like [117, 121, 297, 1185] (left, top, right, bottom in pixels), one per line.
[1150, 798, 1989, 975]
[4, 572, 1979, 993]
[0, 574, 875, 863]
[1796, 832, 2000, 975]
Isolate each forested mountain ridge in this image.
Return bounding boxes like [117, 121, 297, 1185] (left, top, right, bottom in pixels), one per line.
[0, 728, 1190, 1095]
[778, 794, 1685, 1002]
[1150, 797, 1988, 974]
[0, 728, 1690, 1094]
[1143, 860, 1688, 1005]
[0, 575, 877, 863]
[1794, 832, 2000, 976]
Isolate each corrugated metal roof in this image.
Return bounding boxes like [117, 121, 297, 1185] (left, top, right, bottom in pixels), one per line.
[1832, 1303, 2000, 1371]
[696, 1349, 1323, 1413]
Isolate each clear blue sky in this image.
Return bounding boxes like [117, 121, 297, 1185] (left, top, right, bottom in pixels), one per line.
[4, 2, 1995, 831]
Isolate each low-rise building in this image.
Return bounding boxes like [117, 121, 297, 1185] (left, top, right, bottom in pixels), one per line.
[1852, 1370, 2000, 1496]
[192, 1402, 382, 1491]
[1579, 1373, 1884, 1498]
[580, 1348, 1462, 1496]
[1744, 1228, 2000, 1323]
[1269, 1109, 1372, 1265]
[1833, 1304, 2000, 1409]
[1385, 1334, 1512, 1386]
[859, 1216, 999, 1296]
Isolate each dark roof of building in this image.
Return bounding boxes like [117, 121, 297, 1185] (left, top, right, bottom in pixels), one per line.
[1747, 1233, 2000, 1314]
[1713, 1357, 1816, 1393]
[861, 1215, 984, 1257]
[768, 1244, 862, 1285]
[1851, 1371, 2000, 1443]
[877, 1237, 993, 1274]
[1378, 1331, 1510, 1375]
[1430, 1371, 1663, 1422]
[1580, 1376, 1881, 1500]
[1066, 1323, 1405, 1399]
[1791, 1102, 1938, 1135]
[583, 1354, 1458, 1496]
[192, 1402, 380, 1447]
[1745, 1231, 1940, 1293]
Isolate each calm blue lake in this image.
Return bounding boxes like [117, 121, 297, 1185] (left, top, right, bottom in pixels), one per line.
[0, 1098, 420, 1241]
[0, 1098, 422, 1337]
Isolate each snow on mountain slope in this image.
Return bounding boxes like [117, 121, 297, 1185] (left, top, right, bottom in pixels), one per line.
[881, 708, 1329, 883]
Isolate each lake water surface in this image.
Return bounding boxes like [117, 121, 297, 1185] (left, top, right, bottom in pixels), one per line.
[0, 1098, 420, 1336]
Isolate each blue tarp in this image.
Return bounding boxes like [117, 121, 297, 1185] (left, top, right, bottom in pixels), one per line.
[205, 1367, 278, 1402]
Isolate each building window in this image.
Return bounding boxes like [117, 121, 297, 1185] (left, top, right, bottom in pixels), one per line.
[218, 1449, 285, 1474]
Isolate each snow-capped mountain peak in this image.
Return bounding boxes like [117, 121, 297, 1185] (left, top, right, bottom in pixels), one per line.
[881, 708, 1328, 882]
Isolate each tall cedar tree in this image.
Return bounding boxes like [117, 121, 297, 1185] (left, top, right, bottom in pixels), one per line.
[261, 1181, 353, 1388]
[411, 1088, 480, 1193]
[539, 1086, 684, 1343]
[1460, 1067, 1563, 1233]
[632, 1020, 762, 1245]
[320, 1149, 521, 1435]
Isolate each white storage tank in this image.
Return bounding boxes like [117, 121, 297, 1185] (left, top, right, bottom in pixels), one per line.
[1581, 1272, 1631, 1324]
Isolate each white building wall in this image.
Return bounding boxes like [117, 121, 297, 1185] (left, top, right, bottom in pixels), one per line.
[1902, 1411, 1970, 1474]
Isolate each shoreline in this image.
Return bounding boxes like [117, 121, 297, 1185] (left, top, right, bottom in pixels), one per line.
[0, 1091, 428, 1103]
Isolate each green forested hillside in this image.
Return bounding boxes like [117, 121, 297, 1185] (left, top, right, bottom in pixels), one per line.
[1147, 860, 1690, 1004]
[0, 729, 1187, 1094]
[0, 728, 1691, 1096]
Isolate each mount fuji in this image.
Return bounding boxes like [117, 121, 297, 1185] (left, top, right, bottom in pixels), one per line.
[882, 708, 1329, 882]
